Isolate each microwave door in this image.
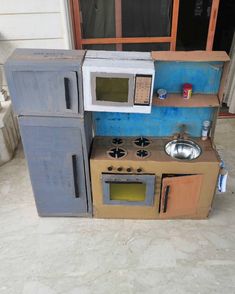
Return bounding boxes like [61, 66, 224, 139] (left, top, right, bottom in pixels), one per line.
[91, 73, 134, 107]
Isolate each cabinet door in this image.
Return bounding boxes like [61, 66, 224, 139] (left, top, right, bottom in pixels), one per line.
[160, 175, 203, 218]
[12, 71, 79, 116]
[20, 122, 88, 216]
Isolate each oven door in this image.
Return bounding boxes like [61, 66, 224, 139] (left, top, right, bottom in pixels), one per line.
[102, 174, 155, 206]
[91, 72, 135, 107]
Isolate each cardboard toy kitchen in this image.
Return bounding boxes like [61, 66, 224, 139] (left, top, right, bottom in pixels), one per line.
[4, 48, 230, 219]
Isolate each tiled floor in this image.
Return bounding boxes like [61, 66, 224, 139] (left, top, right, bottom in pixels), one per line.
[0, 119, 234, 294]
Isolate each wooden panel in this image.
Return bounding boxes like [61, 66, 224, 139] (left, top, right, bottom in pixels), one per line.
[160, 175, 203, 218]
[81, 36, 172, 45]
[170, 0, 179, 51]
[153, 94, 220, 108]
[0, 0, 60, 14]
[70, 0, 82, 49]
[206, 0, 220, 51]
[151, 51, 230, 62]
[0, 14, 63, 40]
[115, 0, 122, 51]
[0, 39, 66, 64]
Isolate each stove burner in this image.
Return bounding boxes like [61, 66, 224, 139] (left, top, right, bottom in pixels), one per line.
[136, 149, 150, 159]
[107, 147, 127, 159]
[134, 137, 150, 147]
[112, 138, 123, 146]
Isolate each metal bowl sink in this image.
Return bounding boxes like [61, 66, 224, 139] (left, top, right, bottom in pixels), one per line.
[165, 139, 202, 160]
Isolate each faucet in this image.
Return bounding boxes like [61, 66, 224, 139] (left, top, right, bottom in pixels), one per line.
[173, 124, 188, 140]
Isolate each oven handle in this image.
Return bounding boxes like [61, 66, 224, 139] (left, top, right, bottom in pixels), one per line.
[105, 181, 143, 184]
[64, 77, 71, 110]
[163, 185, 170, 213]
[72, 154, 79, 198]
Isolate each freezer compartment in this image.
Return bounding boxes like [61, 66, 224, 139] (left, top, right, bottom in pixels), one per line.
[4, 48, 85, 117]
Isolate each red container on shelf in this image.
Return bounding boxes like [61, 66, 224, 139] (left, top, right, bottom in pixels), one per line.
[183, 83, 193, 99]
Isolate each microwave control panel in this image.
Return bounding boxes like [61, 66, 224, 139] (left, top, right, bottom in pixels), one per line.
[134, 75, 152, 106]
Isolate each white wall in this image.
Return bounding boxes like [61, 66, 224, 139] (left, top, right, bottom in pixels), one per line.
[0, 0, 73, 92]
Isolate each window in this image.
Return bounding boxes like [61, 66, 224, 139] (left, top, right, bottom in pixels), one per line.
[70, 0, 219, 51]
[70, 0, 180, 51]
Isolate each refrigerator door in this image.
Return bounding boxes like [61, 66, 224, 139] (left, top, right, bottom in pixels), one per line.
[19, 116, 89, 216]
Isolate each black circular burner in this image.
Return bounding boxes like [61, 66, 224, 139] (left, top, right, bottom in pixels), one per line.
[112, 138, 123, 146]
[107, 147, 127, 159]
[136, 149, 150, 159]
[133, 137, 150, 147]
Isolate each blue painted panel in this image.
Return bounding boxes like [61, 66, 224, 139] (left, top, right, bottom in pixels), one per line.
[154, 61, 223, 94]
[94, 107, 215, 137]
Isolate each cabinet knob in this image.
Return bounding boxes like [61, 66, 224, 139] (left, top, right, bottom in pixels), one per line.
[107, 166, 113, 171]
[117, 167, 123, 172]
[127, 168, 132, 172]
[137, 168, 142, 173]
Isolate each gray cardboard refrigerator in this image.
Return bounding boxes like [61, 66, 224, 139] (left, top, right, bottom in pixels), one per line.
[18, 113, 93, 217]
[4, 48, 86, 117]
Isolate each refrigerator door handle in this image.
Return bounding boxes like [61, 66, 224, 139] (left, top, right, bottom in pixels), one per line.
[64, 77, 71, 110]
[72, 155, 79, 198]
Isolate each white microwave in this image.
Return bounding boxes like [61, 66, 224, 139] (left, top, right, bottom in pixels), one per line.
[82, 51, 155, 113]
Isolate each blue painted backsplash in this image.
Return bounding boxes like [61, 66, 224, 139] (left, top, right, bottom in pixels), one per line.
[154, 61, 223, 94]
[93, 107, 215, 137]
[93, 60, 221, 138]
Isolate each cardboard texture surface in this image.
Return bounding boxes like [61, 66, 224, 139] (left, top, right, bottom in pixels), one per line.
[4, 49, 229, 219]
[90, 137, 220, 219]
[4, 48, 86, 117]
[151, 51, 230, 62]
[19, 114, 93, 217]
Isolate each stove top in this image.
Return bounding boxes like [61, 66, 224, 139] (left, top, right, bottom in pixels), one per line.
[90, 136, 218, 169]
[133, 137, 151, 147]
[92, 136, 162, 161]
[111, 137, 124, 146]
[107, 147, 127, 159]
[136, 149, 151, 159]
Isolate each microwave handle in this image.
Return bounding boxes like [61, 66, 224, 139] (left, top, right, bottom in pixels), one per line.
[163, 185, 170, 213]
[64, 77, 71, 110]
[72, 155, 79, 198]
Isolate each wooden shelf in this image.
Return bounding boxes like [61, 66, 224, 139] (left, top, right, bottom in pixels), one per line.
[152, 93, 220, 108]
[151, 51, 230, 62]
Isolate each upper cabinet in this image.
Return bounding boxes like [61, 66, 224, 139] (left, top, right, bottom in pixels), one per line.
[151, 51, 230, 108]
[4, 49, 86, 117]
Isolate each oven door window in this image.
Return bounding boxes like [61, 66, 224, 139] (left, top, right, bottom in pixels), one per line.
[102, 174, 155, 206]
[110, 182, 146, 202]
[91, 73, 134, 106]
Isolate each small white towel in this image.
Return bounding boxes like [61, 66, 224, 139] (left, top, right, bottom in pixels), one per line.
[218, 168, 228, 193]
